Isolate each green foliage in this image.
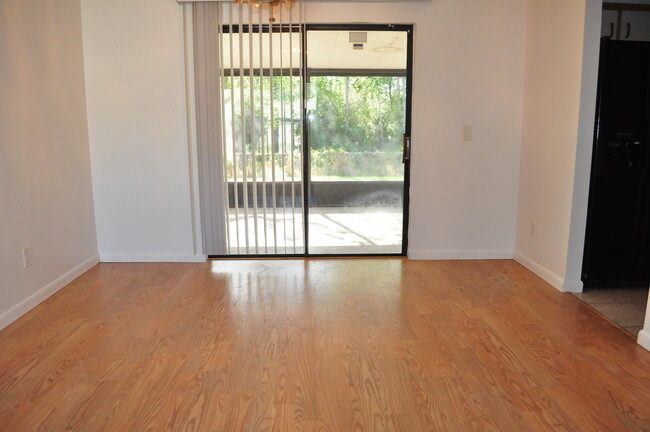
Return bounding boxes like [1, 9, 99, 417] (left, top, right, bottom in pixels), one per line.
[222, 73, 406, 180]
[310, 149, 403, 178]
[308, 76, 406, 153]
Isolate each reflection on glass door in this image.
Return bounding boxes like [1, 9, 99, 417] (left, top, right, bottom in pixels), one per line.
[306, 27, 411, 254]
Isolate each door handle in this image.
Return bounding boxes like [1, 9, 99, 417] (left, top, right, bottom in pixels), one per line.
[608, 22, 614, 38]
[625, 23, 631, 39]
[402, 134, 411, 164]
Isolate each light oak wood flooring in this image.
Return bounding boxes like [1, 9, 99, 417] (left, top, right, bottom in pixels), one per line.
[1, 259, 649, 431]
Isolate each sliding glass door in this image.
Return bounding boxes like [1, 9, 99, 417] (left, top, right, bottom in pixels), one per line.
[212, 13, 412, 257]
[305, 26, 411, 255]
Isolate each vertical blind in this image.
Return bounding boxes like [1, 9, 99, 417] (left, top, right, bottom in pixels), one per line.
[193, 3, 227, 256]
[193, 2, 306, 255]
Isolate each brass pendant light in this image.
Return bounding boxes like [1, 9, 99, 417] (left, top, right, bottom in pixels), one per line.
[234, 0, 294, 22]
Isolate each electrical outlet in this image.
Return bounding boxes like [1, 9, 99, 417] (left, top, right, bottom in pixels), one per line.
[22, 248, 32, 268]
[530, 221, 535, 237]
[462, 125, 473, 141]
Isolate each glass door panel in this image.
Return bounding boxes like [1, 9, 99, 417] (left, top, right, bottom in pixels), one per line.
[306, 29, 409, 254]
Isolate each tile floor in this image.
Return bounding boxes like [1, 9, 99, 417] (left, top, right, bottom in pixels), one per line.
[573, 288, 648, 336]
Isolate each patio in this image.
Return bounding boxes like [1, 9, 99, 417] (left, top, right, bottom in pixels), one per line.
[226, 206, 403, 255]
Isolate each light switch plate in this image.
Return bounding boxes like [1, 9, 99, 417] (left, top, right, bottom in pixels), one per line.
[22, 247, 32, 268]
[462, 125, 473, 141]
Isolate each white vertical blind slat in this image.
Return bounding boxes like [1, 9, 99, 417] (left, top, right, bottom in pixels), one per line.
[299, 3, 306, 253]
[289, 6, 297, 254]
[248, 6, 259, 254]
[279, 6, 288, 254]
[238, 4, 251, 253]
[269, 20, 278, 253]
[259, 10, 269, 254]
[228, 6, 241, 254]
[217, 4, 231, 253]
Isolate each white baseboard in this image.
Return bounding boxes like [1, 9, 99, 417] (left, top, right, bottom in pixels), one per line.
[562, 279, 584, 293]
[513, 250, 566, 292]
[0, 254, 100, 331]
[408, 249, 513, 260]
[638, 329, 650, 352]
[99, 253, 207, 263]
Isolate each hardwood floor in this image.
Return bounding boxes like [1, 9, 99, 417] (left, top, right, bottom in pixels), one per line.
[0, 259, 649, 431]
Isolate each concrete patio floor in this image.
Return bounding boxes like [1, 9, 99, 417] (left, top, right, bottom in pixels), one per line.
[226, 207, 403, 255]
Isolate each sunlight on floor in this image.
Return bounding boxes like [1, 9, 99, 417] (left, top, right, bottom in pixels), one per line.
[227, 207, 402, 255]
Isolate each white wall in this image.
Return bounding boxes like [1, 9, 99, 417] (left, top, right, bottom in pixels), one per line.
[81, 0, 202, 262]
[81, 0, 527, 261]
[311, 1, 528, 260]
[639, 289, 650, 351]
[514, 0, 601, 292]
[0, 0, 98, 330]
[564, 0, 603, 292]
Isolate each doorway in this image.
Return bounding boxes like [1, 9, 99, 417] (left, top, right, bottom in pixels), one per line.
[575, 3, 650, 338]
[214, 23, 413, 257]
[305, 25, 412, 255]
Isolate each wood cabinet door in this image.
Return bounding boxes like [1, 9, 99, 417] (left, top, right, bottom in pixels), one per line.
[601, 9, 619, 39]
[621, 10, 650, 41]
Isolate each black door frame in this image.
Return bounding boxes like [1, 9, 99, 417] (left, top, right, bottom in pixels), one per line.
[210, 23, 414, 259]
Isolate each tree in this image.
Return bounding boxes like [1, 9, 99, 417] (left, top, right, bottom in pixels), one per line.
[308, 75, 406, 153]
[222, 73, 406, 179]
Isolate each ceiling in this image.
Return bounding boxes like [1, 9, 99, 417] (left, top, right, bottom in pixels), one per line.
[307, 30, 407, 70]
[220, 30, 407, 71]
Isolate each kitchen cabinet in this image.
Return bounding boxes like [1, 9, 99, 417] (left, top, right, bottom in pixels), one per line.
[601, 4, 650, 41]
[601, 9, 618, 39]
[621, 10, 650, 41]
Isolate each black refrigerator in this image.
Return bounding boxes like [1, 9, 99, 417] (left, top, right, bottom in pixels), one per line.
[582, 39, 650, 288]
